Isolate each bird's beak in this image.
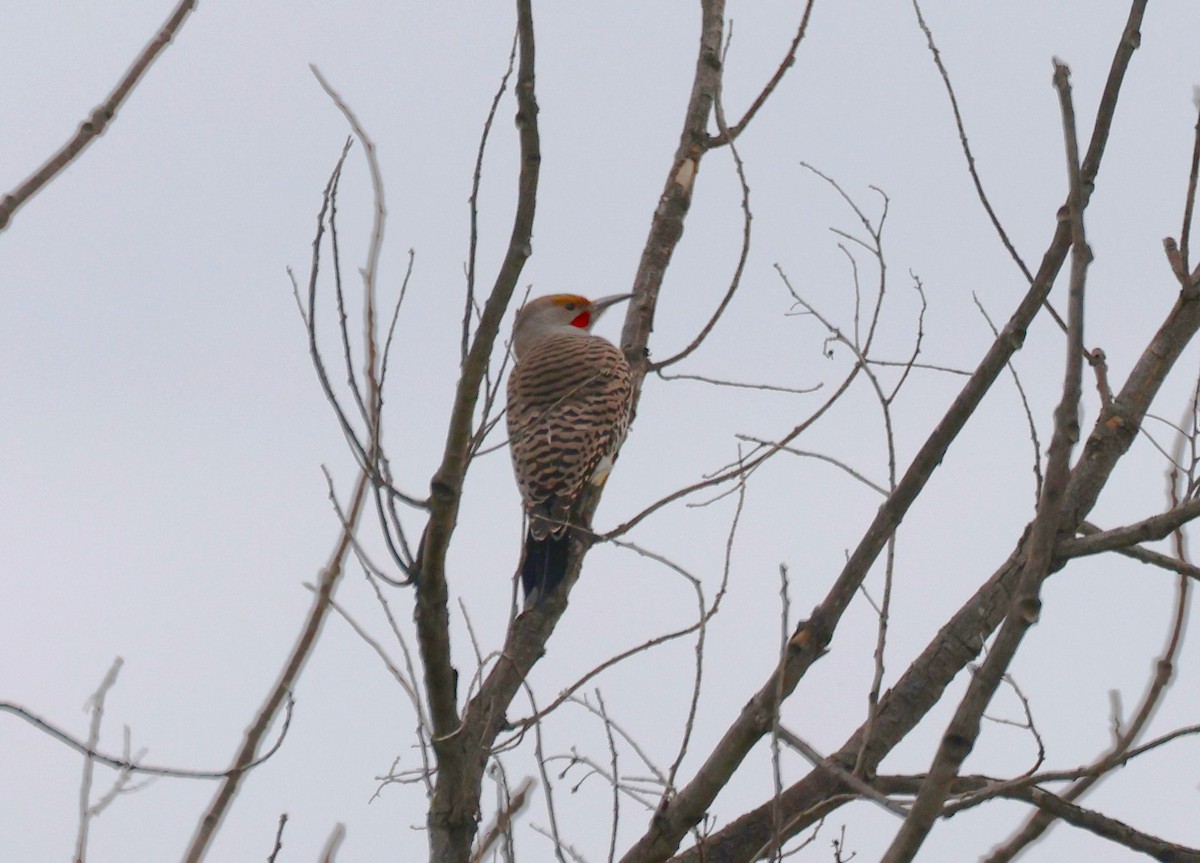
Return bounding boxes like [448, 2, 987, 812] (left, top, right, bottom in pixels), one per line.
[589, 293, 634, 319]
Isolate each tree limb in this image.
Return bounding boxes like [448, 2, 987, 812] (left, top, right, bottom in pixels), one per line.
[419, 1, 540, 860]
[0, 0, 198, 232]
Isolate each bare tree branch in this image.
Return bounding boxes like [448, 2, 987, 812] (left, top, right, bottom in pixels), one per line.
[471, 777, 533, 863]
[998, 786, 1200, 863]
[266, 814, 288, 863]
[974, 293, 1045, 501]
[909, 0, 1032, 284]
[418, 2, 540, 859]
[775, 727, 908, 819]
[672, 8, 1152, 858]
[705, 1, 817, 148]
[1177, 93, 1200, 277]
[74, 658, 125, 863]
[658, 372, 822, 394]
[188, 122, 383, 856]
[0, 695, 293, 781]
[650, 29, 753, 372]
[1057, 499, 1200, 559]
[598, 691, 622, 863]
[0, 0, 198, 232]
[182, 473, 369, 863]
[318, 823, 346, 863]
[987, 463, 1194, 860]
[880, 56, 1093, 863]
[464, 30, 520, 366]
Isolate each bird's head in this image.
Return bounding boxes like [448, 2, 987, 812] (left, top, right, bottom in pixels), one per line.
[512, 293, 632, 357]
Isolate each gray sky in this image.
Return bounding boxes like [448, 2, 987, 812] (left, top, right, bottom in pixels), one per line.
[4, 2, 1200, 861]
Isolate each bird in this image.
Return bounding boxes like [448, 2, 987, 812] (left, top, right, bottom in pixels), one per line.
[506, 292, 634, 604]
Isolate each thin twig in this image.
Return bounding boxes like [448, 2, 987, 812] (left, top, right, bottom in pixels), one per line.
[865, 358, 970, 376]
[775, 727, 908, 818]
[605, 361, 861, 539]
[75, 658, 124, 863]
[657, 371, 822, 394]
[0, 695, 294, 781]
[266, 814, 288, 863]
[300, 140, 371, 472]
[524, 684, 569, 863]
[471, 775, 533, 863]
[735, 435, 887, 495]
[596, 691, 622, 863]
[464, 30, 520, 365]
[909, 0, 1033, 284]
[706, 0, 817, 147]
[324, 142, 370, 430]
[508, 539, 716, 729]
[666, 476, 744, 794]
[0, 0, 199, 232]
[1178, 92, 1200, 276]
[363, 570, 434, 795]
[884, 272, 929, 402]
[312, 583, 425, 725]
[561, 697, 669, 799]
[973, 294, 1045, 501]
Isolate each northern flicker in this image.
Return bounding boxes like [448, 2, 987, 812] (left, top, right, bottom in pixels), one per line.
[506, 293, 634, 603]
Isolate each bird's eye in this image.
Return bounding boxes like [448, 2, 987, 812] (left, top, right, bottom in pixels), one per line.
[564, 302, 576, 311]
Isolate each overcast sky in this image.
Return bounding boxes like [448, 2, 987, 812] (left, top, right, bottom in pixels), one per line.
[4, 2, 1200, 861]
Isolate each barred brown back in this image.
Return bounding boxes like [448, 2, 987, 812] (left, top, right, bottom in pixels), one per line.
[507, 330, 633, 540]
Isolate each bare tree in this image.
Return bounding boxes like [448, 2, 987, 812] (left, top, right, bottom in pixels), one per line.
[8, 1, 1200, 862]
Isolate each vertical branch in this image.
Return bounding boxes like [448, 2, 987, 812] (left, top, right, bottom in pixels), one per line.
[663, 475, 743, 794]
[417, 0, 539, 735]
[527, 684, 570, 863]
[266, 814, 287, 863]
[422, 5, 744, 862]
[597, 690, 622, 863]
[327, 159, 371, 430]
[769, 565, 791, 863]
[309, 66, 390, 464]
[464, 31, 520, 366]
[297, 139, 376, 476]
[649, 30, 752, 373]
[879, 59, 1091, 863]
[986, 431, 1195, 863]
[1178, 93, 1200, 273]
[74, 658, 124, 863]
[1167, 93, 1200, 288]
[620, 0, 726, 381]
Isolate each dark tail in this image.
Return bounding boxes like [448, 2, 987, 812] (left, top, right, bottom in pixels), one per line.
[520, 530, 570, 604]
